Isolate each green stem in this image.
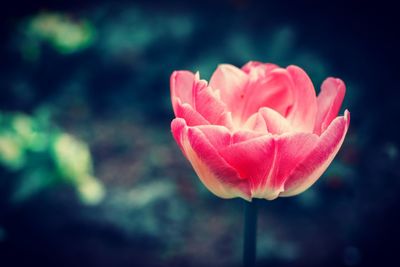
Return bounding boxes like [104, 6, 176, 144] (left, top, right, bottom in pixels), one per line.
[243, 199, 258, 267]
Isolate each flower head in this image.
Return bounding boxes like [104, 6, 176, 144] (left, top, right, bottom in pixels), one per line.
[170, 61, 350, 201]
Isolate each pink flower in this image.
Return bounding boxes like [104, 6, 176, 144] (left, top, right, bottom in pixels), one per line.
[170, 61, 350, 201]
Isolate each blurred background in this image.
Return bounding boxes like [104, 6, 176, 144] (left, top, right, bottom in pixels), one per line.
[0, 1, 399, 266]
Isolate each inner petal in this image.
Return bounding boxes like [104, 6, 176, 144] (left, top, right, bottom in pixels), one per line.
[243, 107, 293, 134]
[209, 64, 297, 131]
[237, 68, 294, 124]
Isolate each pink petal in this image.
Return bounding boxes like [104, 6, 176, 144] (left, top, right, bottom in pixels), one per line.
[314, 78, 346, 135]
[194, 125, 231, 150]
[242, 107, 292, 134]
[171, 118, 187, 155]
[285, 65, 318, 132]
[172, 118, 251, 200]
[171, 71, 230, 127]
[269, 133, 319, 196]
[231, 130, 266, 144]
[219, 132, 318, 200]
[242, 112, 268, 132]
[174, 98, 210, 126]
[209, 64, 249, 120]
[210, 64, 295, 125]
[281, 110, 350, 197]
[241, 61, 279, 75]
[215, 111, 235, 130]
[219, 136, 275, 199]
[258, 107, 293, 134]
[238, 68, 294, 123]
[194, 86, 228, 125]
[170, 71, 196, 113]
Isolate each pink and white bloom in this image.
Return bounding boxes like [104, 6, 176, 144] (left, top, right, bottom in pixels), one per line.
[170, 61, 350, 201]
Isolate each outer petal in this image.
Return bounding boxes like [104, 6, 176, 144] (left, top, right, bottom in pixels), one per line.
[171, 117, 188, 155]
[268, 133, 318, 197]
[171, 71, 230, 127]
[174, 99, 210, 126]
[194, 86, 228, 125]
[219, 135, 276, 199]
[281, 110, 350, 196]
[171, 118, 251, 200]
[314, 78, 346, 135]
[285, 66, 318, 133]
[231, 130, 266, 144]
[170, 71, 196, 113]
[194, 125, 231, 150]
[219, 132, 318, 200]
[215, 111, 235, 130]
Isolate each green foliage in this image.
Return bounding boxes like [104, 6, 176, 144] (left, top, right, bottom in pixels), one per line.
[19, 12, 96, 60]
[0, 110, 104, 204]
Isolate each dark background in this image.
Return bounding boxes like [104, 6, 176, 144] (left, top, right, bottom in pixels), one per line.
[0, 0, 399, 266]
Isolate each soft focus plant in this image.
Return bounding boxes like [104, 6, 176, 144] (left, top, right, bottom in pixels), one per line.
[19, 12, 96, 61]
[0, 110, 104, 204]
